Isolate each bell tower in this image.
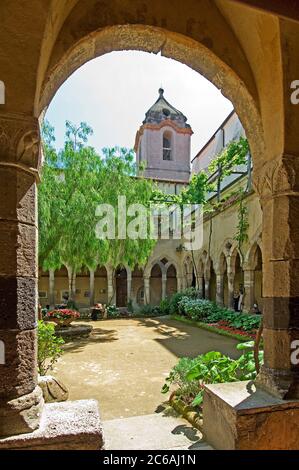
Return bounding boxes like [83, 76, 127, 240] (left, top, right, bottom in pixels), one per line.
[134, 88, 193, 182]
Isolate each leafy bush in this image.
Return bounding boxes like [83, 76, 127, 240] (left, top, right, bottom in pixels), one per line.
[169, 287, 201, 315]
[161, 357, 200, 404]
[159, 297, 171, 315]
[162, 341, 264, 408]
[37, 320, 64, 376]
[127, 299, 134, 314]
[138, 304, 161, 317]
[107, 304, 119, 318]
[175, 296, 262, 332]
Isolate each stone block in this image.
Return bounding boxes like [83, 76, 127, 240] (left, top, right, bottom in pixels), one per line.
[0, 276, 37, 329]
[203, 381, 299, 449]
[38, 375, 69, 403]
[0, 221, 37, 278]
[0, 328, 37, 398]
[0, 166, 36, 225]
[0, 385, 43, 437]
[0, 399, 105, 450]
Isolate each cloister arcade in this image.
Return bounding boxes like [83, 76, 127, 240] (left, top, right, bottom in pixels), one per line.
[1, 0, 299, 450]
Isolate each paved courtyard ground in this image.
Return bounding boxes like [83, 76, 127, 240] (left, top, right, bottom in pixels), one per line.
[53, 317, 240, 421]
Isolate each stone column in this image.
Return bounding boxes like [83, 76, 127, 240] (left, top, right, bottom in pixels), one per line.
[49, 269, 55, 309]
[0, 114, 44, 437]
[176, 275, 182, 292]
[197, 275, 204, 297]
[127, 272, 132, 302]
[227, 266, 235, 309]
[144, 277, 150, 305]
[254, 155, 299, 398]
[162, 273, 167, 300]
[107, 267, 114, 304]
[89, 269, 95, 307]
[204, 276, 210, 300]
[243, 269, 255, 312]
[216, 273, 224, 306]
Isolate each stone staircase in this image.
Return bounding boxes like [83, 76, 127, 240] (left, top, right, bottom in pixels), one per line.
[103, 412, 213, 450]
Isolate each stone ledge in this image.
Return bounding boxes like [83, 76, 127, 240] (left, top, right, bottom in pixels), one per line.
[0, 399, 105, 450]
[202, 381, 299, 450]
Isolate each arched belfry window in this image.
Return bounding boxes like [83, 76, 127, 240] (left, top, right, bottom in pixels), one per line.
[163, 131, 172, 161]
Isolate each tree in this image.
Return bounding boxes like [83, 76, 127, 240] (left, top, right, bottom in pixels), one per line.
[39, 120, 156, 303]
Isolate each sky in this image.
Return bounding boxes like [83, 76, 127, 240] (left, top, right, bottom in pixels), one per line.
[45, 51, 233, 159]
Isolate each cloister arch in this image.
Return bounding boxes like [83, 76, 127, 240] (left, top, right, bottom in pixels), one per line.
[36, 22, 265, 168]
[2, 0, 299, 449]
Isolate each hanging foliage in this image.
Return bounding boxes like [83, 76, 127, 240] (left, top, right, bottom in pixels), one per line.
[39, 120, 156, 277]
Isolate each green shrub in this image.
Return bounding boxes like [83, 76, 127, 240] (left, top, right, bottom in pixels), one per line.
[127, 299, 134, 314]
[159, 297, 171, 315]
[175, 296, 262, 332]
[161, 356, 200, 405]
[138, 304, 161, 317]
[169, 287, 201, 315]
[107, 304, 119, 318]
[162, 341, 264, 408]
[37, 320, 64, 376]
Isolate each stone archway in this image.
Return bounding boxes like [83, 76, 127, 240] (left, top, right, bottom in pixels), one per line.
[2, 0, 299, 449]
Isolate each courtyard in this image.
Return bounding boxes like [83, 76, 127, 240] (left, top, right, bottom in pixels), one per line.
[53, 317, 240, 421]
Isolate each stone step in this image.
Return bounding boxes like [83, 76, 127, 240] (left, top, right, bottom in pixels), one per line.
[103, 412, 213, 450]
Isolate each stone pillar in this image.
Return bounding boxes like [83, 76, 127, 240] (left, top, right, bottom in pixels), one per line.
[216, 273, 224, 306]
[89, 269, 95, 307]
[162, 273, 167, 300]
[127, 273, 132, 302]
[243, 269, 255, 312]
[176, 275, 181, 292]
[107, 267, 114, 304]
[144, 277, 150, 305]
[0, 114, 44, 437]
[49, 269, 55, 309]
[227, 267, 235, 309]
[198, 275, 204, 298]
[204, 276, 210, 300]
[254, 155, 299, 398]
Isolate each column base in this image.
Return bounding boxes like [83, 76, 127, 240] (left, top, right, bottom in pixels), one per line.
[202, 381, 299, 449]
[0, 399, 105, 450]
[0, 386, 44, 437]
[256, 365, 299, 399]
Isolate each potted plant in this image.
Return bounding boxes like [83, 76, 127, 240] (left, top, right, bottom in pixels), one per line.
[47, 309, 80, 328]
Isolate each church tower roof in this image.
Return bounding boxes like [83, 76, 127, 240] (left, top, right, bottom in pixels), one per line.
[143, 88, 191, 129]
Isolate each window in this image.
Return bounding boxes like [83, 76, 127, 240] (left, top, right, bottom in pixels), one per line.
[163, 132, 172, 160]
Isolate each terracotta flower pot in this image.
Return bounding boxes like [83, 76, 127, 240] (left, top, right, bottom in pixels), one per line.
[52, 317, 74, 328]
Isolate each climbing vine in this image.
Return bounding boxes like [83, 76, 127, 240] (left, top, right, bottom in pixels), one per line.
[234, 197, 249, 261]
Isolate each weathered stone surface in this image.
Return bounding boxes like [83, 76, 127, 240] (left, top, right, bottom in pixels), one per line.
[0, 276, 37, 329]
[38, 375, 69, 403]
[0, 221, 37, 278]
[0, 329, 37, 399]
[0, 166, 36, 225]
[203, 381, 299, 450]
[0, 399, 104, 450]
[0, 385, 43, 437]
[54, 324, 93, 340]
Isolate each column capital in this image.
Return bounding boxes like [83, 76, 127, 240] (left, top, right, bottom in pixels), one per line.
[0, 112, 42, 179]
[253, 154, 299, 201]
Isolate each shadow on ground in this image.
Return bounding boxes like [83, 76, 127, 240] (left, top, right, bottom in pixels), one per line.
[135, 317, 240, 359]
[63, 326, 118, 353]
